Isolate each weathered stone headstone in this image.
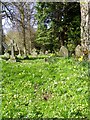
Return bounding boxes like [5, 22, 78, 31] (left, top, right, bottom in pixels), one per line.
[75, 45, 83, 57]
[31, 48, 37, 57]
[45, 50, 48, 55]
[59, 46, 68, 57]
[39, 50, 44, 55]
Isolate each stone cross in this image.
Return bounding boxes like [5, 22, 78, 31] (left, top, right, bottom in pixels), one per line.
[11, 40, 15, 57]
[18, 47, 21, 56]
[17, 46, 21, 57]
[10, 40, 16, 62]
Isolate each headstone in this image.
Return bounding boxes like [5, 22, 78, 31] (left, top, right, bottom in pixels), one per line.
[75, 45, 83, 57]
[9, 40, 16, 62]
[39, 50, 44, 55]
[45, 50, 48, 55]
[59, 46, 68, 57]
[31, 48, 37, 57]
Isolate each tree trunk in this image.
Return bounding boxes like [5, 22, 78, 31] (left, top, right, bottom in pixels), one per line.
[23, 26, 27, 57]
[0, 1, 2, 55]
[80, 0, 90, 60]
[28, 24, 32, 54]
[88, 2, 90, 60]
[21, 6, 27, 57]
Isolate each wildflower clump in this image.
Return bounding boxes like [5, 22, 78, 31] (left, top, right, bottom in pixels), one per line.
[78, 56, 83, 62]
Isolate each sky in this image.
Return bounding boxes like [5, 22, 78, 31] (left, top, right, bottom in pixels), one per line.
[1, 0, 86, 2]
[1, 1, 38, 34]
[2, 18, 12, 34]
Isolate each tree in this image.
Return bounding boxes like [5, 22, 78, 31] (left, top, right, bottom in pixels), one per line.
[9, 2, 36, 56]
[88, 2, 90, 60]
[35, 2, 80, 53]
[1, 2, 36, 56]
[80, 0, 90, 60]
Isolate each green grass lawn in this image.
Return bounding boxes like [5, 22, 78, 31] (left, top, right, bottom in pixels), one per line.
[1, 56, 89, 118]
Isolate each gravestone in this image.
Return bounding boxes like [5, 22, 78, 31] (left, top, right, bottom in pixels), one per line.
[9, 40, 16, 62]
[45, 50, 48, 55]
[75, 45, 83, 57]
[31, 48, 37, 57]
[59, 46, 68, 57]
[39, 50, 44, 55]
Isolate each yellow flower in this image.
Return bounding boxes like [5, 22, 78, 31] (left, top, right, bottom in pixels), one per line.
[78, 56, 83, 62]
[50, 53, 53, 56]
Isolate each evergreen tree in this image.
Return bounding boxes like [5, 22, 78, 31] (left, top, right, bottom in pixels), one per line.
[35, 2, 80, 54]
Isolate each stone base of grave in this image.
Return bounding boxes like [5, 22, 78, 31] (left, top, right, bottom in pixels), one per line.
[8, 56, 16, 62]
[23, 55, 29, 60]
[17, 54, 21, 58]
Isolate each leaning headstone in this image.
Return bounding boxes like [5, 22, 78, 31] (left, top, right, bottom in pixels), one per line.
[75, 45, 83, 58]
[31, 48, 37, 57]
[59, 46, 68, 57]
[9, 40, 16, 62]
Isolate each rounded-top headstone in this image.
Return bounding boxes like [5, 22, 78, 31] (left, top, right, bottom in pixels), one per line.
[75, 45, 83, 57]
[59, 46, 68, 57]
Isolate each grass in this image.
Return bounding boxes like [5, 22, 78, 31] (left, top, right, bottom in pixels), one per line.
[1, 56, 89, 118]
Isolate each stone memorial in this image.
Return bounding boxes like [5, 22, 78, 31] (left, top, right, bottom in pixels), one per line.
[59, 46, 68, 57]
[45, 50, 48, 55]
[31, 48, 37, 57]
[9, 40, 16, 62]
[75, 45, 83, 57]
[39, 50, 44, 55]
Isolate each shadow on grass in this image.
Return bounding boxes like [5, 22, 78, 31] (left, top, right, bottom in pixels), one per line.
[16, 55, 49, 62]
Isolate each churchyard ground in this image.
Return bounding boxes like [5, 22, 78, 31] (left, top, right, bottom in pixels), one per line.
[1, 56, 89, 118]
